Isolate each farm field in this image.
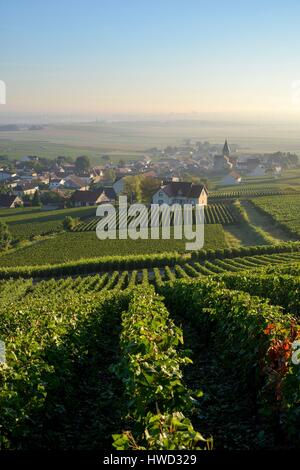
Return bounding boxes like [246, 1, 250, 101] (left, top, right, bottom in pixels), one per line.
[3, 120, 300, 159]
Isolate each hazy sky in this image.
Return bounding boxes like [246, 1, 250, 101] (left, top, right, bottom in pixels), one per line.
[1, 0, 300, 119]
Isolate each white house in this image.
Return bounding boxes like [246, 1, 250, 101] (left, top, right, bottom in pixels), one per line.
[220, 172, 242, 186]
[152, 182, 208, 206]
[273, 165, 282, 175]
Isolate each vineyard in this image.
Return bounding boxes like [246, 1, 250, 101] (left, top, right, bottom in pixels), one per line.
[1, 193, 300, 450]
[0, 225, 227, 267]
[0, 261, 299, 450]
[0, 241, 299, 279]
[210, 188, 299, 199]
[1, 205, 96, 240]
[251, 195, 300, 237]
[72, 203, 236, 232]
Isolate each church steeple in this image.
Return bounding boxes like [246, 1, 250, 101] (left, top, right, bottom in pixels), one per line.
[223, 139, 230, 157]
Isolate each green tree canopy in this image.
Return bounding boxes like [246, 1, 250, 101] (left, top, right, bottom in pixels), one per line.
[32, 190, 41, 207]
[140, 176, 161, 203]
[75, 155, 90, 174]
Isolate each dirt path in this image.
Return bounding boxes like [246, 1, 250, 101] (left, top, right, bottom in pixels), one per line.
[224, 225, 264, 247]
[241, 201, 295, 243]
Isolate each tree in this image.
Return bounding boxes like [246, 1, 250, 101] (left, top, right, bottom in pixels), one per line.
[103, 168, 116, 182]
[75, 155, 90, 174]
[101, 155, 110, 162]
[32, 190, 41, 206]
[140, 176, 161, 203]
[0, 221, 12, 250]
[0, 184, 9, 194]
[40, 191, 66, 205]
[124, 175, 142, 202]
[63, 216, 80, 231]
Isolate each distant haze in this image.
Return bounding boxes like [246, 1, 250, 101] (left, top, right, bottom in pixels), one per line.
[1, 119, 300, 156]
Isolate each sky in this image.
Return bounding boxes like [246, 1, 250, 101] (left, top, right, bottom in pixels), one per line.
[1, 0, 300, 119]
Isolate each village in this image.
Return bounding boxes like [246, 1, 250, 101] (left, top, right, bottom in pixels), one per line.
[0, 139, 297, 210]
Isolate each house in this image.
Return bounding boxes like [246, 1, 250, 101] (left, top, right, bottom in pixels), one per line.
[152, 182, 208, 206]
[141, 170, 158, 179]
[14, 182, 39, 197]
[213, 154, 232, 172]
[0, 194, 23, 208]
[91, 167, 104, 179]
[113, 176, 126, 195]
[115, 167, 132, 177]
[61, 163, 76, 175]
[64, 175, 90, 190]
[37, 174, 50, 185]
[273, 165, 282, 175]
[19, 170, 38, 181]
[101, 187, 116, 203]
[87, 168, 103, 185]
[246, 157, 261, 172]
[0, 170, 16, 182]
[20, 156, 39, 163]
[70, 188, 116, 207]
[247, 164, 266, 177]
[220, 171, 242, 186]
[49, 178, 65, 190]
[236, 160, 249, 172]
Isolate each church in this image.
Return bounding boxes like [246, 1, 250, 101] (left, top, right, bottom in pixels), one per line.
[213, 139, 233, 172]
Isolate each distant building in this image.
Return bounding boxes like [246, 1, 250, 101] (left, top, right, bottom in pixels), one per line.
[61, 163, 76, 175]
[273, 165, 282, 175]
[236, 160, 249, 172]
[113, 176, 126, 195]
[14, 182, 39, 197]
[64, 175, 90, 191]
[247, 164, 266, 177]
[152, 181, 208, 206]
[70, 188, 116, 207]
[141, 170, 158, 179]
[101, 187, 117, 203]
[222, 139, 230, 157]
[213, 139, 233, 172]
[20, 156, 39, 163]
[220, 171, 242, 186]
[0, 170, 16, 182]
[0, 194, 23, 208]
[49, 178, 65, 190]
[19, 171, 38, 181]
